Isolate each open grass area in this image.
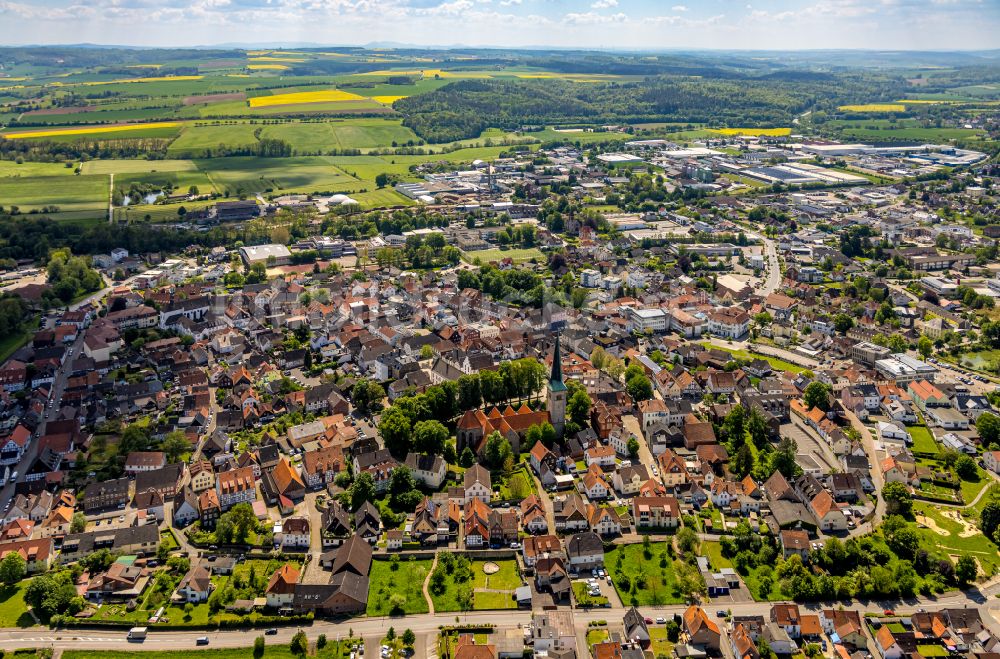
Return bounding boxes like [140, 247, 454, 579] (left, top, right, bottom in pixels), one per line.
[167, 123, 260, 157]
[461, 247, 545, 265]
[259, 118, 421, 152]
[0, 160, 77, 177]
[907, 424, 938, 455]
[701, 541, 733, 570]
[197, 156, 359, 196]
[700, 343, 809, 374]
[472, 559, 521, 591]
[62, 641, 351, 659]
[0, 173, 108, 213]
[605, 543, 686, 606]
[81, 159, 198, 175]
[367, 557, 431, 616]
[497, 467, 535, 501]
[0, 582, 35, 628]
[838, 104, 906, 112]
[912, 493, 1000, 578]
[650, 627, 675, 658]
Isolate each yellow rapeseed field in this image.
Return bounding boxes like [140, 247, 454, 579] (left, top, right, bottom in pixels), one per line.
[248, 90, 367, 108]
[838, 104, 905, 112]
[247, 64, 289, 71]
[712, 127, 793, 137]
[249, 57, 306, 63]
[2, 122, 180, 139]
[372, 96, 408, 104]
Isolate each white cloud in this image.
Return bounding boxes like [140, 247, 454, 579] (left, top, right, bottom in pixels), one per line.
[671, 5, 688, 11]
[590, 0, 617, 8]
[564, 10, 626, 24]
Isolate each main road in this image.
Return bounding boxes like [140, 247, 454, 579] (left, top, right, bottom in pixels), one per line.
[5, 581, 1000, 653]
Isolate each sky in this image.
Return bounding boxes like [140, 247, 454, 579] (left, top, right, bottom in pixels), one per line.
[0, 0, 997, 51]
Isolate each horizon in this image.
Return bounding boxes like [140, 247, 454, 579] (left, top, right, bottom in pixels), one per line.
[0, 0, 997, 52]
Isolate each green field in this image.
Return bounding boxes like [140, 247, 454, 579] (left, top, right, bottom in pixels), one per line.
[197, 156, 359, 195]
[81, 159, 198, 175]
[700, 343, 809, 374]
[260, 118, 420, 152]
[367, 557, 431, 616]
[605, 543, 686, 606]
[461, 247, 545, 265]
[907, 424, 938, 455]
[0, 582, 34, 628]
[167, 123, 260, 156]
[912, 492, 1000, 577]
[0, 160, 77, 177]
[0, 173, 108, 213]
[62, 642, 351, 659]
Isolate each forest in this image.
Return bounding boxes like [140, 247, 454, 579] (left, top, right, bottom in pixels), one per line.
[396, 74, 909, 142]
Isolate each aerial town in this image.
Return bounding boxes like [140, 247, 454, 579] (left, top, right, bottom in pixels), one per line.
[0, 33, 999, 659]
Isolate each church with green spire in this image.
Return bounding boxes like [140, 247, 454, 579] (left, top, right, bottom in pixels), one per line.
[547, 334, 567, 438]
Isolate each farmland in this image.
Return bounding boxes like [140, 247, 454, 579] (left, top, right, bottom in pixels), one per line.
[0, 174, 108, 214]
[838, 104, 906, 112]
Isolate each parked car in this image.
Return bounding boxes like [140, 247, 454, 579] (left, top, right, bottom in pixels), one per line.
[266, 629, 278, 635]
[196, 637, 209, 646]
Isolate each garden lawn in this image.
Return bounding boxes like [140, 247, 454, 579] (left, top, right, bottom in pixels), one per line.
[0, 582, 34, 628]
[472, 559, 521, 591]
[474, 591, 517, 610]
[367, 557, 431, 616]
[498, 468, 535, 501]
[907, 425, 938, 455]
[587, 629, 610, 647]
[701, 541, 733, 570]
[573, 582, 609, 608]
[605, 543, 686, 606]
[650, 627, 675, 659]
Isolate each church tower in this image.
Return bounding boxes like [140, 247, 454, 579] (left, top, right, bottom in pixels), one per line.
[547, 333, 567, 438]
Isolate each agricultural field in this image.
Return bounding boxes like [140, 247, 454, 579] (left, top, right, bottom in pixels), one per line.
[838, 104, 906, 112]
[0, 173, 108, 214]
[197, 156, 359, 196]
[0, 160, 77, 177]
[711, 127, 793, 136]
[0, 122, 182, 141]
[259, 118, 421, 152]
[166, 123, 261, 156]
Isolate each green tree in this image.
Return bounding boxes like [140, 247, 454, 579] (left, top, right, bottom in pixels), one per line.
[353, 379, 387, 415]
[882, 481, 913, 517]
[917, 335, 933, 359]
[484, 431, 513, 469]
[568, 389, 591, 428]
[349, 472, 377, 512]
[956, 555, 978, 585]
[976, 412, 1000, 446]
[955, 455, 978, 481]
[70, 511, 87, 533]
[980, 500, 1000, 540]
[627, 436, 640, 458]
[626, 373, 653, 402]
[0, 551, 25, 585]
[160, 430, 190, 463]
[833, 313, 854, 334]
[402, 629, 416, 647]
[412, 419, 449, 455]
[291, 630, 308, 656]
[731, 443, 754, 479]
[378, 406, 413, 457]
[254, 636, 265, 659]
[803, 381, 832, 411]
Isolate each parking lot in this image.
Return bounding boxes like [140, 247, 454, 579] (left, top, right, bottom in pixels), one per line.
[784, 419, 839, 472]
